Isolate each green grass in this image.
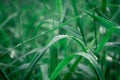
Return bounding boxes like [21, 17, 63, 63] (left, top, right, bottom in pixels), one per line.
[0, 0, 120, 80]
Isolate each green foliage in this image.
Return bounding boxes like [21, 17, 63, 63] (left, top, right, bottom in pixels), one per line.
[0, 0, 120, 80]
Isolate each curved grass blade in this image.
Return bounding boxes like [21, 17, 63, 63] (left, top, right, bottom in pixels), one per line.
[50, 52, 105, 80]
[21, 35, 86, 80]
[70, 36, 87, 52]
[85, 10, 117, 29]
[7, 35, 86, 69]
[0, 13, 86, 58]
[95, 27, 120, 54]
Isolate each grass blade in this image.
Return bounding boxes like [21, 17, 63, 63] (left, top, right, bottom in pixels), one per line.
[95, 27, 120, 54]
[85, 11, 117, 29]
[101, 0, 107, 13]
[63, 26, 82, 39]
[93, 0, 98, 49]
[21, 35, 86, 80]
[72, 0, 87, 46]
[50, 52, 105, 80]
[0, 13, 86, 58]
[55, 0, 62, 14]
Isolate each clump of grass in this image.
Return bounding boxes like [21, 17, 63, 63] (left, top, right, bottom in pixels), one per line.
[0, 0, 120, 80]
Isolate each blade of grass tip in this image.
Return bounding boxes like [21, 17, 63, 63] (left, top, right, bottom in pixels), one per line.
[0, 67, 10, 80]
[21, 35, 86, 80]
[72, 0, 87, 46]
[50, 52, 105, 80]
[95, 27, 120, 54]
[0, 13, 86, 58]
[85, 10, 117, 29]
[101, 0, 107, 13]
[0, 12, 19, 30]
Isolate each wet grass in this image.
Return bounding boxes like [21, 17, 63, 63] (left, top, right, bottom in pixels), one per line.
[0, 0, 120, 80]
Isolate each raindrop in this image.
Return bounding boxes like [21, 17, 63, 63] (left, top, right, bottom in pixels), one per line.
[106, 56, 112, 61]
[99, 26, 106, 34]
[41, 32, 45, 34]
[10, 50, 15, 58]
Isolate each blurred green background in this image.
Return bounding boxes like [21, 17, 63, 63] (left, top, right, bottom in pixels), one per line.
[0, 0, 120, 80]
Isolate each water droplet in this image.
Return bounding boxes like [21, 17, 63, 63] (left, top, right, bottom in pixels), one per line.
[10, 50, 15, 58]
[41, 32, 44, 34]
[106, 56, 112, 61]
[79, 15, 82, 18]
[99, 26, 106, 34]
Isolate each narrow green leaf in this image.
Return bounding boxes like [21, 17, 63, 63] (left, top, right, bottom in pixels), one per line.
[101, 0, 107, 13]
[63, 26, 82, 40]
[50, 52, 105, 80]
[50, 45, 58, 75]
[86, 11, 117, 29]
[0, 14, 86, 58]
[72, 0, 87, 46]
[95, 27, 120, 54]
[55, 0, 62, 14]
[8, 35, 86, 67]
[93, 0, 98, 49]
[22, 35, 86, 80]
